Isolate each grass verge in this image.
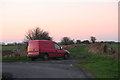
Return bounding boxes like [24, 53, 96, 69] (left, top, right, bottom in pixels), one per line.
[66, 44, 119, 78]
[66, 45, 89, 58]
[77, 53, 119, 78]
[2, 56, 30, 62]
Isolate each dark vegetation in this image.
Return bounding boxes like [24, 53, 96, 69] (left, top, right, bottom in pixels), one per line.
[90, 36, 96, 43]
[61, 37, 74, 45]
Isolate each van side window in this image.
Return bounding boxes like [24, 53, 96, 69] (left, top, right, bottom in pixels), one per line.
[54, 44, 61, 50]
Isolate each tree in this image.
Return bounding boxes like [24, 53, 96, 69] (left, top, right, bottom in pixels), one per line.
[76, 40, 81, 44]
[90, 36, 96, 43]
[82, 40, 90, 44]
[61, 37, 74, 45]
[69, 40, 74, 44]
[25, 27, 52, 41]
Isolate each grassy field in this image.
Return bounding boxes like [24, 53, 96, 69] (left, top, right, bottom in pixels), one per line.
[2, 45, 28, 62]
[2, 45, 27, 51]
[66, 45, 89, 58]
[107, 43, 119, 50]
[66, 44, 119, 78]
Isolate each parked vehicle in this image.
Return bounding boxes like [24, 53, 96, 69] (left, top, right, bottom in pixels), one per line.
[27, 40, 70, 61]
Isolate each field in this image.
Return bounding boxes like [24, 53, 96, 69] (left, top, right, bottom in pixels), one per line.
[2, 43, 120, 78]
[66, 44, 119, 78]
[2, 45, 27, 51]
[107, 44, 119, 50]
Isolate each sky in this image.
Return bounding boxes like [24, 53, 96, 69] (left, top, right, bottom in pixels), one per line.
[0, 0, 119, 43]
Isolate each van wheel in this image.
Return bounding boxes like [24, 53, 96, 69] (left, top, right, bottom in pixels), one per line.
[64, 54, 69, 59]
[43, 54, 48, 61]
[31, 58, 36, 61]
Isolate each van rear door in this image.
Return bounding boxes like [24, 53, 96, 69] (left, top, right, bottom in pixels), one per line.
[28, 41, 39, 55]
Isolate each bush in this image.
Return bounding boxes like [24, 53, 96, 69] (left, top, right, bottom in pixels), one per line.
[61, 37, 74, 45]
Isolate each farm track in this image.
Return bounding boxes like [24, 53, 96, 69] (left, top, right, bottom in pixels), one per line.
[2, 58, 94, 78]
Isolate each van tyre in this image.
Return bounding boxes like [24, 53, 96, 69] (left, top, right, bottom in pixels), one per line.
[64, 53, 69, 59]
[43, 54, 48, 61]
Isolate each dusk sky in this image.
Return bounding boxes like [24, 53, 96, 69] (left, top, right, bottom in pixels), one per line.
[1, 0, 119, 43]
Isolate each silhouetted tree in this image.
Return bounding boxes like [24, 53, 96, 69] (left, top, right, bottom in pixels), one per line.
[82, 40, 90, 44]
[76, 40, 81, 44]
[69, 40, 74, 44]
[90, 36, 96, 43]
[25, 27, 52, 41]
[100, 41, 104, 43]
[61, 37, 74, 45]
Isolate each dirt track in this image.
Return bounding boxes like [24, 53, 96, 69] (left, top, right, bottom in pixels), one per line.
[2, 59, 94, 78]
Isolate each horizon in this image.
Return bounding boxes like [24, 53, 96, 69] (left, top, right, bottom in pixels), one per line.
[1, 0, 119, 43]
[1, 39, 119, 44]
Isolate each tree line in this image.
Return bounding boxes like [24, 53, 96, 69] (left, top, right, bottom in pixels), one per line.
[25, 27, 96, 45]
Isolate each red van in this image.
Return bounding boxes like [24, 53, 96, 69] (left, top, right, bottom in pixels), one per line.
[27, 40, 70, 61]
